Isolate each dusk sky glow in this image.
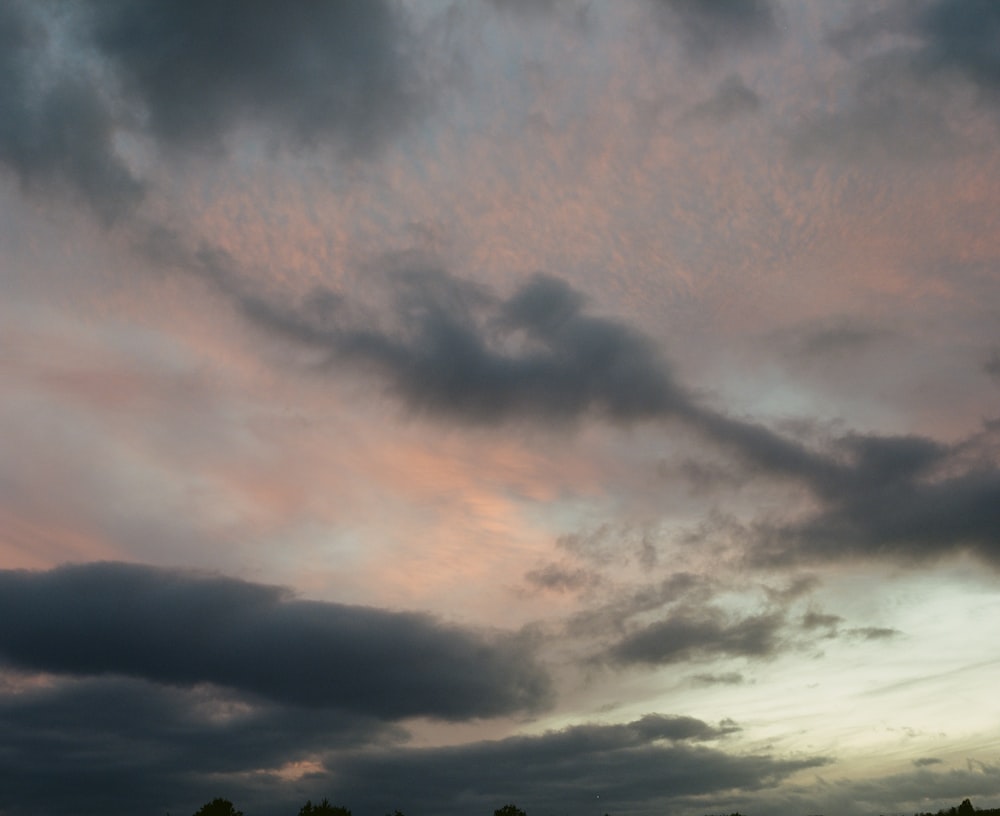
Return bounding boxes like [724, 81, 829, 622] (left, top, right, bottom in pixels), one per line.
[2, 2, 1000, 815]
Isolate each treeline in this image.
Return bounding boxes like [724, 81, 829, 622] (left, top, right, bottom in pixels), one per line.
[191, 798, 528, 816]
[911, 799, 1000, 816]
[193, 795, 999, 816]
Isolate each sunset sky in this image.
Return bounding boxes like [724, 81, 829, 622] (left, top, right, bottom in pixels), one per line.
[2, 1, 1000, 815]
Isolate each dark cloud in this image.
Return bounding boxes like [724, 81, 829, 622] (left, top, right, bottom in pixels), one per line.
[650, 0, 778, 56]
[778, 319, 893, 361]
[918, 0, 1000, 94]
[523, 561, 601, 594]
[0, 691, 825, 816]
[913, 757, 944, 767]
[801, 611, 843, 631]
[489, 0, 561, 18]
[87, 0, 422, 154]
[755, 430, 1000, 569]
[985, 348, 1000, 382]
[0, 0, 423, 220]
[681, 74, 762, 124]
[804, 0, 1000, 163]
[606, 608, 786, 667]
[243, 269, 692, 426]
[0, 1, 142, 221]
[845, 626, 901, 640]
[151, 244, 1000, 572]
[0, 562, 551, 719]
[0, 673, 399, 816]
[315, 713, 826, 816]
[691, 671, 747, 686]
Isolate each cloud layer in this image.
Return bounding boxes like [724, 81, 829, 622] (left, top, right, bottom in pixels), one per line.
[0, 563, 551, 719]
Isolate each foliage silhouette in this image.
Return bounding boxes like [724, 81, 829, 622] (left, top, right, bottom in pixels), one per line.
[192, 799, 243, 816]
[494, 805, 527, 816]
[298, 799, 351, 816]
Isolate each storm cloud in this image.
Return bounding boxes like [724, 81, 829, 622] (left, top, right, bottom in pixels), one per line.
[0, 562, 551, 719]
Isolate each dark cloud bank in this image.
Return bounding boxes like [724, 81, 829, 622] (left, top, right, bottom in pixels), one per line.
[0, 562, 549, 719]
[0, 667, 825, 816]
[0, 562, 828, 816]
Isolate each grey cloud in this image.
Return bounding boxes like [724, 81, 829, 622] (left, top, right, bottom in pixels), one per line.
[691, 671, 747, 686]
[681, 74, 762, 124]
[913, 757, 944, 767]
[803, 0, 1000, 163]
[566, 572, 711, 640]
[651, 0, 778, 56]
[317, 714, 827, 816]
[0, 1, 142, 221]
[489, 0, 561, 18]
[845, 626, 901, 640]
[245, 269, 692, 426]
[756, 433, 1000, 568]
[801, 611, 843, 631]
[606, 608, 786, 667]
[0, 673, 401, 816]
[0, 691, 826, 816]
[523, 561, 601, 594]
[985, 349, 1000, 382]
[161, 247, 1000, 572]
[778, 319, 893, 361]
[87, 0, 422, 154]
[918, 0, 1000, 94]
[0, 0, 423, 220]
[0, 562, 552, 719]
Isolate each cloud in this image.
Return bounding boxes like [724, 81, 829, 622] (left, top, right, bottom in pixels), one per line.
[0, 0, 424, 221]
[0, 1, 142, 221]
[755, 430, 1000, 568]
[681, 74, 763, 124]
[918, 0, 1000, 95]
[801, 0, 1000, 163]
[606, 608, 786, 667]
[801, 611, 843, 631]
[691, 671, 747, 686]
[86, 0, 423, 154]
[523, 561, 601, 594]
[0, 673, 402, 816]
[845, 626, 901, 641]
[0, 562, 551, 719]
[147, 243, 1000, 573]
[650, 0, 778, 56]
[985, 349, 1000, 382]
[316, 713, 826, 816]
[0, 691, 825, 816]
[242, 268, 692, 426]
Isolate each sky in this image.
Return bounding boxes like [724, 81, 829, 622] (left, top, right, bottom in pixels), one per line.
[1, 1, 1000, 815]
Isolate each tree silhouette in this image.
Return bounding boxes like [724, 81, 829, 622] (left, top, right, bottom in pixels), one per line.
[494, 805, 527, 816]
[298, 798, 352, 816]
[192, 799, 243, 816]
[959, 800, 976, 816]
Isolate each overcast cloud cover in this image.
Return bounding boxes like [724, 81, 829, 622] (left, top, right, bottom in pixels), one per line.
[2, 1, 1000, 815]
